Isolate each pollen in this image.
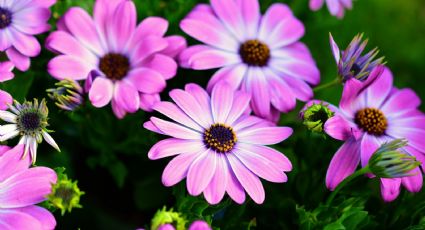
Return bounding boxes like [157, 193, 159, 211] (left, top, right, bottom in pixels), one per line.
[99, 53, 130, 81]
[203, 124, 237, 153]
[355, 108, 388, 136]
[239, 39, 270, 67]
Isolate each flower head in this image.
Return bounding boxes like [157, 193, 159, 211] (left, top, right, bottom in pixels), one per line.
[47, 169, 84, 216]
[151, 207, 187, 230]
[179, 0, 319, 122]
[300, 101, 334, 134]
[46, 0, 186, 118]
[0, 98, 60, 163]
[309, 0, 353, 18]
[145, 83, 293, 204]
[330, 33, 385, 84]
[323, 67, 425, 202]
[0, 0, 56, 77]
[0, 145, 57, 230]
[47, 79, 84, 111]
[369, 139, 421, 178]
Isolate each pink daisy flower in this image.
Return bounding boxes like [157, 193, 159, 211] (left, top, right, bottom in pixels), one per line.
[46, 0, 186, 118]
[309, 0, 352, 19]
[179, 0, 319, 122]
[0, 0, 56, 79]
[323, 67, 425, 202]
[0, 145, 57, 230]
[144, 83, 293, 204]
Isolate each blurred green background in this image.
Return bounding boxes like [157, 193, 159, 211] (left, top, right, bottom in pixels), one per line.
[1, 0, 425, 229]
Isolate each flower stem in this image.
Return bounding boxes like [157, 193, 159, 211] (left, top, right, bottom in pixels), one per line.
[325, 166, 371, 206]
[313, 78, 340, 93]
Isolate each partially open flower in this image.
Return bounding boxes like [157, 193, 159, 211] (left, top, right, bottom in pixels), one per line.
[0, 98, 60, 163]
[330, 33, 385, 84]
[47, 79, 84, 111]
[369, 139, 421, 178]
[47, 170, 84, 216]
[300, 101, 334, 134]
[151, 207, 187, 230]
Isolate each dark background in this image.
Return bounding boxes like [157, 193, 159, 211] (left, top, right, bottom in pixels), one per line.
[1, 0, 424, 229]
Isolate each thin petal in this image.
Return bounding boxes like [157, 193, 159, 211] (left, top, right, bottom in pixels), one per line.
[380, 178, 401, 202]
[148, 138, 203, 160]
[187, 150, 217, 196]
[238, 127, 293, 145]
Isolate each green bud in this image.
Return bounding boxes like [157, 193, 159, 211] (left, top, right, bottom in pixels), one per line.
[47, 169, 84, 215]
[151, 207, 187, 230]
[369, 139, 421, 178]
[301, 102, 334, 134]
[46, 79, 83, 111]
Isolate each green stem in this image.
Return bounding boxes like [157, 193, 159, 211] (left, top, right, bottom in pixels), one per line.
[325, 166, 371, 206]
[313, 78, 340, 93]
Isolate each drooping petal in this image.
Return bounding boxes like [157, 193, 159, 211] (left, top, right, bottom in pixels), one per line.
[401, 167, 423, 193]
[126, 68, 166, 94]
[360, 134, 381, 168]
[203, 154, 228, 205]
[161, 152, 199, 187]
[141, 54, 177, 80]
[380, 178, 401, 202]
[139, 93, 160, 112]
[114, 81, 140, 112]
[88, 77, 114, 107]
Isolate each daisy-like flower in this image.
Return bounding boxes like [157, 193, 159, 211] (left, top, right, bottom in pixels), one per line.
[323, 67, 425, 202]
[46, 0, 186, 118]
[0, 145, 57, 230]
[179, 0, 319, 122]
[0, 0, 56, 79]
[330, 33, 385, 84]
[144, 83, 293, 204]
[309, 0, 352, 19]
[0, 99, 60, 164]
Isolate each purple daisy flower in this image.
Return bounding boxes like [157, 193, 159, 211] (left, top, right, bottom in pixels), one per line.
[179, 0, 320, 122]
[0, 145, 57, 230]
[323, 67, 425, 202]
[330, 33, 385, 84]
[0, 0, 56, 79]
[309, 0, 352, 18]
[144, 83, 293, 204]
[46, 0, 186, 118]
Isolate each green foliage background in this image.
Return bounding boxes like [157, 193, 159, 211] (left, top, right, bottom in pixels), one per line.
[2, 0, 424, 229]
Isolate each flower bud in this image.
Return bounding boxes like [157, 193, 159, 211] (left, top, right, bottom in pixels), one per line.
[151, 207, 187, 230]
[300, 102, 334, 134]
[46, 79, 83, 111]
[369, 139, 421, 178]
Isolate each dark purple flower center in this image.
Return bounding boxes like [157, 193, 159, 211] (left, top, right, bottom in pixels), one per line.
[18, 112, 41, 131]
[99, 53, 130, 81]
[355, 108, 387, 136]
[203, 124, 237, 153]
[239, 39, 270, 67]
[0, 8, 12, 29]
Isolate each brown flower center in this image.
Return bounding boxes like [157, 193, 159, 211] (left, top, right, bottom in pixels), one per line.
[203, 124, 237, 153]
[355, 108, 388, 136]
[99, 53, 130, 81]
[239, 39, 270, 67]
[0, 8, 12, 29]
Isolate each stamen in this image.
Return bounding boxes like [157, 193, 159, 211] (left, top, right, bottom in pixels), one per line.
[355, 108, 387, 136]
[203, 124, 237, 153]
[239, 40, 270, 67]
[0, 8, 12, 29]
[99, 53, 130, 81]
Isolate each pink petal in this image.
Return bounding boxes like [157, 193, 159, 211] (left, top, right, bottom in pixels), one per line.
[179, 45, 210, 68]
[142, 54, 177, 80]
[238, 126, 292, 145]
[126, 68, 166, 94]
[226, 91, 251, 125]
[148, 138, 203, 160]
[160, 35, 187, 59]
[111, 98, 127, 119]
[203, 154, 228, 205]
[187, 48, 240, 70]
[326, 137, 360, 190]
[387, 128, 425, 153]
[187, 151, 217, 196]
[265, 70, 297, 113]
[310, 0, 325, 10]
[360, 134, 380, 168]
[329, 33, 341, 63]
[324, 115, 359, 141]
[169, 89, 212, 128]
[184, 83, 213, 121]
[234, 147, 288, 183]
[236, 0, 260, 38]
[206, 64, 247, 92]
[114, 81, 140, 112]
[47, 55, 93, 80]
[269, 57, 320, 87]
[365, 67, 393, 108]
[227, 154, 265, 204]
[131, 36, 168, 65]
[380, 178, 401, 202]
[258, 3, 293, 42]
[381, 88, 421, 117]
[17, 206, 56, 230]
[9, 28, 41, 57]
[150, 117, 202, 140]
[266, 17, 305, 49]
[88, 77, 114, 107]
[224, 158, 246, 204]
[139, 93, 160, 112]
[107, 0, 136, 51]
[282, 75, 314, 102]
[244, 68, 271, 118]
[130, 17, 168, 47]
[12, 7, 51, 29]
[153, 101, 203, 131]
[6, 48, 30, 71]
[232, 115, 273, 133]
[211, 83, 233, 123]
[326, 0, 342, 16]
[238, 143, 292, 172]
[188, 220, 211, 230]
[93, 0, 122, 35]
[210, 0, 244, 40]
[0, 145, 30, 182]
[162, 152, 199, 187]
[0, 208, 43, 230]
[0, 167, 57, 208]
[64, 7, 104, 55]
[401, 167, 422, 193]
[0, 90, 13, 110]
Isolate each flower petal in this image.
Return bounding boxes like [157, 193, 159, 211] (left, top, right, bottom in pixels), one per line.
[211, 83, 233, 123]
[187, 150, 217, 196]
[238, 127, 293, 145]
[150, 117, 202, 140]
[380, 178, 401, 202]
[162, 152, 199, 187]
[48, 55, 93, 80]
[126, 68, 166, 94]
[148, 138, 203, 160]
[88, 77, 114, 107]
[203, 154, 227, 205]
